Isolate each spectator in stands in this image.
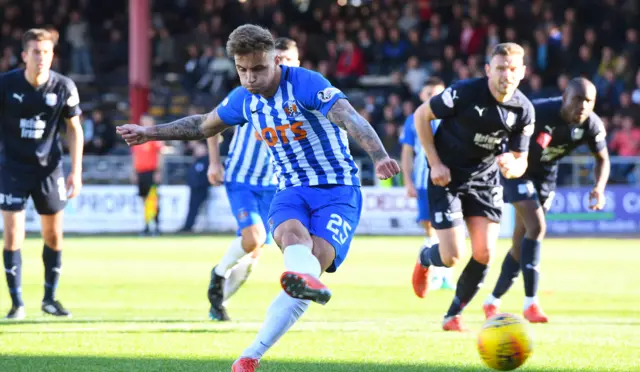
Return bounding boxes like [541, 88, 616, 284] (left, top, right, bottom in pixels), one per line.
[153, 28, 176, 73]
[83, 109, 116, 155]
[65, 10, 93, 77]
[131, 115, 163, 236]
[609, 116, 640, 157]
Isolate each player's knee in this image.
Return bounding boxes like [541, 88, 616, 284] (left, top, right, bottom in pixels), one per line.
[440, 247, 462, 267]
[42, 229, 62, 250]
[3, 232, 21, 251]
[472, 249, 492, 265]
[524, 216, 546, 240]
[241, 227, 266, 253]
[273, 220, 312, 249]
[509, 248, 521, 262]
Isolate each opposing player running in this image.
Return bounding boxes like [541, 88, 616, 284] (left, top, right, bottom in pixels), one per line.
[483, 78, 609, 323]
[411, 43, 535, 331]
[0, 29, 83, 319]
[206, 37, 300, 321]
[116, 24, 400, 371]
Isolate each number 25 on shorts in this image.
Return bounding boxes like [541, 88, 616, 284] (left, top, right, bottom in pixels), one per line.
[326, 213, 352, 245]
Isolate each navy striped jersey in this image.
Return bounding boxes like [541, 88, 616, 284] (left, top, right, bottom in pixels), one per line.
[217, 66, 360, 190]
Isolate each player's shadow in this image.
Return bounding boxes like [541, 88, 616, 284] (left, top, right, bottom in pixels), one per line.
[0, 355, 589, 372]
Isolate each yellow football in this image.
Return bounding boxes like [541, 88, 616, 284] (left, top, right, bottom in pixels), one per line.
[477, 313, 533, 371]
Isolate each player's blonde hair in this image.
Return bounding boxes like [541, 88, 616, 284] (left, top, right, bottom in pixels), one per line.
[22, 28, 59, 50]
[490, 42, 525, 58]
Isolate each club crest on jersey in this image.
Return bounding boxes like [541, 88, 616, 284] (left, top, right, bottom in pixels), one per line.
[45, 93, 57, 107]
[317, 87, 341, 103]
[505, 111, 517, 127]
[283, 100, 299, 118]
[571, 128, 584, 141]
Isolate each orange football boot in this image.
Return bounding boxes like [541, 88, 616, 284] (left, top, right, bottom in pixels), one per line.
[232, 358, 259, 372]
[442, 315, 468, 332]
[280, 271, 332, 305]
[483, 303, 499, 320]
[523, 303, 549, 323]
[412, 260, 430, 298]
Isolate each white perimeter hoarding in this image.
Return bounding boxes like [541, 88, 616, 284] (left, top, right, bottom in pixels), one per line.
[2, 186, 515, 237]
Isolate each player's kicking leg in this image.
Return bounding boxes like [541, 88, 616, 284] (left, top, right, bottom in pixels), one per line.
[39, 211, 71, 317]
[484, 198, 548, 323]
[2, 210, 27, 320]
[232, 185, 361, 371]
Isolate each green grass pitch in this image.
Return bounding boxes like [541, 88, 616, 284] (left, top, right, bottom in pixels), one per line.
[0, 235, 638, 371]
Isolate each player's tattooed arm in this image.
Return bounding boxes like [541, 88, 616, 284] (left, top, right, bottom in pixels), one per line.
[146, 108, 228, 140]
[327, 99, 389, 162]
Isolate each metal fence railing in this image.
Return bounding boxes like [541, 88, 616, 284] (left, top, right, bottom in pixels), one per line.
[63, 155, 639, 187]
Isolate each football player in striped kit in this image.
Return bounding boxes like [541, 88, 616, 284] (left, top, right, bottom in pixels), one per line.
[117, 24, 400, 372]
[400, 77, 455, 291]
[205, 38, 300, 322]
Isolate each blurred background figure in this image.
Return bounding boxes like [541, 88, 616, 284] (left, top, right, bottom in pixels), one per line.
[131, 114, 163, 236]
[180, 141, 210, 233]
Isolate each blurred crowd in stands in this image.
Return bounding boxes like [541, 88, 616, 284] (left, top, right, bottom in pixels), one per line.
[1, 0, 639, 181]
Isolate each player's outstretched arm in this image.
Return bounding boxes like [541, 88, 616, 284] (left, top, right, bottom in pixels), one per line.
[590, 147, 610, 210]
[326, 99, 400, 179]
[117, 108, 229, 146]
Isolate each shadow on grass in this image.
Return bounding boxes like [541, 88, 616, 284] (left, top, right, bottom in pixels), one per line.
[0, 355, 583, 372]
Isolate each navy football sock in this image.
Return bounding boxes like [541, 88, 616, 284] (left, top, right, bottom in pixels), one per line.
[446, 258, 488, 317]
[419, 244, 446, 267]
[3, 249, 24, 307]
[521, 238, 541, 297]
[43, 244, 62, 302]
[492, 251, 521, 299]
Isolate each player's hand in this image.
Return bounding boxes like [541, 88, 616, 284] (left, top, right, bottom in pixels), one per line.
[208, 162, 224, 186]
[375, 157, 401, 180]
[116, 124, 149, 146]
[589, 187, 606, 210]
[406, 182, 417, 198]
[66, 171, 82, 199]
[430, 163, 451, 187]
[153, 171, 162, 184]
[497, 152, 517, 179]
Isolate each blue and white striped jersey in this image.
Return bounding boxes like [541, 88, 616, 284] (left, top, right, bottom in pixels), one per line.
[217, 66, 360, 190]
[224, 121, 277, 188]
[399, 114, 441, 190]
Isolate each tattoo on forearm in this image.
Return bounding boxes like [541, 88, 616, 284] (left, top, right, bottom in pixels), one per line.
[327, 99, 388, 161]
[147, 114, 207, 140]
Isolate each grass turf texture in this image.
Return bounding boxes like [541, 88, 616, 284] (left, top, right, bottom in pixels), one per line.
[1, 235, 638, 371]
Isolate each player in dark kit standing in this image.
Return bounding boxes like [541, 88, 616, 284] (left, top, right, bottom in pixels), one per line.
[483, 78, 610, 323]
[411, 43, 535, 331]
[0, 29, 84, 319]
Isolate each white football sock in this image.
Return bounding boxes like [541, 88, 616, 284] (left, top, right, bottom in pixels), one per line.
[214, 237, 247, 277]
[283, 244, 321, 278]
[524, 296, 538, 309]
[242, 290, 310, 359]
[223, 255, 257, 302]
[485, 294, 501, 306]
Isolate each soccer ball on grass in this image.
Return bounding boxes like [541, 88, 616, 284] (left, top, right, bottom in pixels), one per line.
[477, 313, 533, 371]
